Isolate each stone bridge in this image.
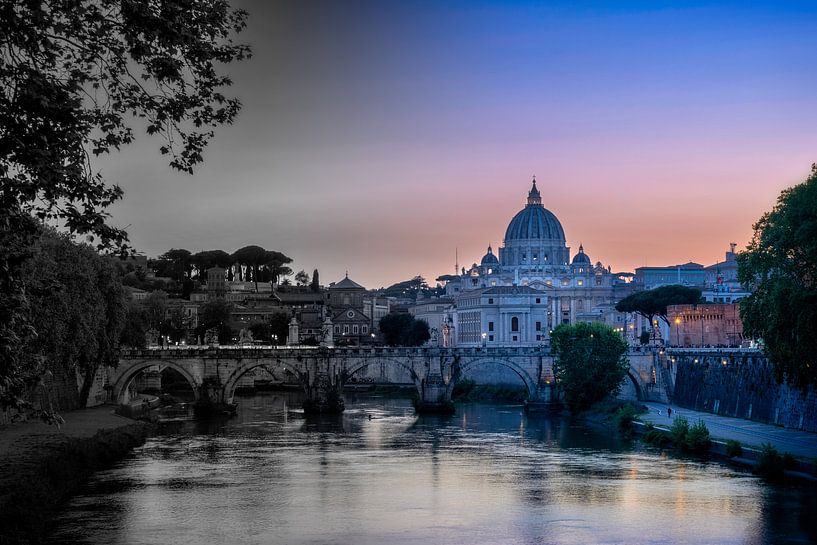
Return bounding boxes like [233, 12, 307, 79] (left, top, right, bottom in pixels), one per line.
[110, 345, 665, 414]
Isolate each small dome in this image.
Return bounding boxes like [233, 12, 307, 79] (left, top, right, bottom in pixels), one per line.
[572, 244, 591, 264]
[481, 245, 499, 265]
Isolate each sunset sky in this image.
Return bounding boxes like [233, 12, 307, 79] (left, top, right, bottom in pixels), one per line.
[102, 0, 817, 288]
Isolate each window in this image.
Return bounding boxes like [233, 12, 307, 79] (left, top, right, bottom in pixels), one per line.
[536, 321, 541, 331]
[362, 325, 368, 334]
[488, 321, 494, 332]
[577, 279, 584, 286]
[343, 325, 349, 334]
[535, 298, 541, 304]
[353, 325, 359, 334]
[533, 253, 538, 261]
[512, 335, 518, 341]
[511, 316, 519, 332]
[489, 335, 494, 341]
[488, 298, 494, 304]
[334, 325, 340, 334]
[536, 335, 541, 341]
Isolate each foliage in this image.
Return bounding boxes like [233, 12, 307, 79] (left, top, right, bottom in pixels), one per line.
[191, 250, 232, 279]
[143, 290, 168, 330]
[120, 301, 148, 349]
[451, 378, 528, 403]
[639, 331, 651, 345]
[310, 269, 321, 292]
[665, 416, 711, 454]
[755, 443, 786, 480]
[737, 164, 817, 388]
[642, 427, 673, 448]
[295, 270, 310, 286]
[269, 312, 290, 345]
[0, 0, 249, 412]
[154, 249, 192, 282]
[614, 404, 641, 438]
[378, 313, 431, 346]
[550, 322, 629, 413]
[725, 439, 743, 458]
[248, 321, 271, 343]
[19, 230, 127, 410]
[615, 285, 702, 327]
[669, 415, 690, 445]
[685, 420, 711, 454]
[196, 298, 233, 344]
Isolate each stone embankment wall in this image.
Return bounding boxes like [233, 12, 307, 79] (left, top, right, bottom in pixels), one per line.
[673, 356, 817, 432]
[0, 418, 152, 544]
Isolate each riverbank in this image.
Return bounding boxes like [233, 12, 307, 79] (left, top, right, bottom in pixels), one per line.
[587, 400, 817, 481]
[0, 406, 153, 544]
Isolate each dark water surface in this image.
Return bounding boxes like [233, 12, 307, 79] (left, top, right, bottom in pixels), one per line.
[48, 394, 817, 544]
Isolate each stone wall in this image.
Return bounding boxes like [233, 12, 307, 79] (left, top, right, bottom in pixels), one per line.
[672, 354, 817, 432]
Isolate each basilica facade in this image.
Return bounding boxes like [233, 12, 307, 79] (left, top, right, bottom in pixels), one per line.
[430, 179, 637, 347]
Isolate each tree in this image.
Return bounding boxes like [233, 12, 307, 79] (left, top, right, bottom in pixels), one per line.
[155, 249, 192, 282]
[120, 301, 148, 349]
[0, 0, 249, 413]
[738, 164, 817, 388]
[378, 313, 430, 346]
[310, 269, 320, 292]
[21, 230, 127, 409]
[295, 270, 309, 286]
[196, 298, 233, 344]
[615, 285, 702, 328]
[191, 250, 232, 279]
[231, 245, 269, 292]
[143, 290, 169, 330]
[550, 322, 629, 413]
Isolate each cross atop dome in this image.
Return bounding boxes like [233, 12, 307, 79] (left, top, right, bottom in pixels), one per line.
[527, 176, 542, 206]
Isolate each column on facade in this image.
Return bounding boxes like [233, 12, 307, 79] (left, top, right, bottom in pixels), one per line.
[569, 297, 575, 325]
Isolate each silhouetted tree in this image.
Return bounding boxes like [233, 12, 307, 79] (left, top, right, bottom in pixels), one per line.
[615, 285, 702, 327]
[738, 164, 817, 388]
[311, 269, 320, 292]
[295, 270, 309, 286]
[378, 313, 430, 346]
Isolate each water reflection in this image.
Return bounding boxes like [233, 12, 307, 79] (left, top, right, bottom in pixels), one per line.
[48, 392, 816, 545]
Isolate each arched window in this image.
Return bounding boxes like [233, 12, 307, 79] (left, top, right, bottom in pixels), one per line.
[511, 316, 519, 332]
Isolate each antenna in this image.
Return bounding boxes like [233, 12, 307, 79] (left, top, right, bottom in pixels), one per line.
[455, 247, 459, 275]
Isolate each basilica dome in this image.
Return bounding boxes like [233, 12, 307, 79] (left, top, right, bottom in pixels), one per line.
[504, 179, 566, 243]
[572, 244, 591, 264]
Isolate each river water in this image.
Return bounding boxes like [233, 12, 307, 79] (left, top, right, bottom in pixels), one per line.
[48, 393, 816, 545]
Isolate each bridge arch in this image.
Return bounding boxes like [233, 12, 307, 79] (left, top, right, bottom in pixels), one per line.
[343, 358, 422, 389]
[222, 359, 303, 403]
[448, 358, 539, 399]
[111, 359, 200, 403]
[620, 370, 645, 401]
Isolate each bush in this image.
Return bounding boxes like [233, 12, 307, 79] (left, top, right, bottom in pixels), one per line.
[643, 428, 673, 448]
[669, 415, 690, 446]
[685, 421, 711, 454]
[614, 404, 641, 438]
[756, 443, 785, 480]
[725, 439, 743, 458]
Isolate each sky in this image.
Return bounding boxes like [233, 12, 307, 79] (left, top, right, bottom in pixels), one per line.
[101, 0, 817, 288]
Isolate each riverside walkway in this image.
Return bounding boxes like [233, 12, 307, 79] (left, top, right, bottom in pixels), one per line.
[641, 402, 817, 460]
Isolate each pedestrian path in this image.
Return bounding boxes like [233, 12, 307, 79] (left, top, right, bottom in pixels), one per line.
[640, 402, 817, 460]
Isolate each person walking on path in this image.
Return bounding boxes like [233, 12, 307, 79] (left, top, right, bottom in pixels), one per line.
[667, 406, 673, 419]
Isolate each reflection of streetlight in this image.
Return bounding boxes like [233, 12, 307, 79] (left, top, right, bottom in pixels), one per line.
[481, 332, 487, 347]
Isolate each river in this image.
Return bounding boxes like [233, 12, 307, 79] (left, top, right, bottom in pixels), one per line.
[48, 393, 816, 544]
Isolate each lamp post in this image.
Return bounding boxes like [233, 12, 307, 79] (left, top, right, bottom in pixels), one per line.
[271, 333, 278, 347]
[481, 332, 487, 347]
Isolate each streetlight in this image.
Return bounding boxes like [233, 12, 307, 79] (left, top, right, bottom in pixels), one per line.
[271, 333, 278, 347]
[481, 332, 487, 347]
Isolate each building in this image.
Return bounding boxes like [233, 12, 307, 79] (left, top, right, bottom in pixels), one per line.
[328, 275, 386, 344]
[436, 178, 636, 347]
[634, 262, 706, 290]
[702, 243, 750, 304]
[667, 303, 744, 347]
